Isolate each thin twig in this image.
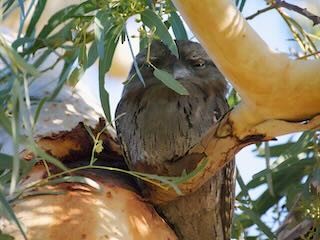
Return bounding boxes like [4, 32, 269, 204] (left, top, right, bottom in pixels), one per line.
[275, 0, 320, 26]
[246, 5, 275, 20]
[297, 50, 320, 60]
[124, 26, 145, 86]
[246, 0, 320, 26]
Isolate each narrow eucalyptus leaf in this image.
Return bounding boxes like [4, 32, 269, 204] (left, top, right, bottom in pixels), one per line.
[11, 37, 35, 50]
[94, 10, 112, 59]
[0, 105, 12, 135]
[0, 153, 34, 174]
[24, 20, 76, 56]
[49, 52, 77, 100]
[33, 97, 48, 126]
[139, 36, 148, 52]
[67, 67, 84, 87]
[3, 0, 15, 14]
[99, 63, 111, 123]
[98, 24, 123, 122]
[87, 41, 98, 68]
[169, 12, 188, 40]
[239, 206, 275, 239]
[17, 0, 25, 17]
[0, 191, 27, 240]
[103, 25, 123, 72]
[0, 37, 39, 76]
[25, 0, 47, 37]
[239, 0, 247, 12]
[33, 49, 52, 68]
[38, 1, 96, 39]
[141, 9, 178, 57]
[0, 233, 14, 240]
[79, 45, 87, 68]
[0, 153, 14, 170]
[32, 145, 67, 171]
[153, 68, 189, 95]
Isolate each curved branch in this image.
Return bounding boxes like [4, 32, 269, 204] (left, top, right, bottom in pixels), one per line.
[172, 0, 320, 136]
[146, 0, 320, 203]
[148, 113, 320, 203]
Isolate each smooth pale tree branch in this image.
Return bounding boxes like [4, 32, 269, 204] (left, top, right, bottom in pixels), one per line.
[148, 113, 320, 204]
[145, 0, 320, 203]
[172, 0, 320, 136]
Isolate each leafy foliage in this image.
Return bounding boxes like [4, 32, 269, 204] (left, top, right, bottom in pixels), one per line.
[231, 1, 320, 238]
[0, 0, 189, 238]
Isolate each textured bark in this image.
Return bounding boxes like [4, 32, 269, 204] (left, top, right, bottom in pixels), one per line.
[1, 122, 178, 240]
[158, 161, 235, 240]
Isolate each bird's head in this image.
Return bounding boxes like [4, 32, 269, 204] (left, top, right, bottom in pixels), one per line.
[123, 40, 227, 96]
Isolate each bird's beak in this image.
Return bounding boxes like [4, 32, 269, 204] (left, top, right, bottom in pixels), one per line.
[173, 62, 189, 80]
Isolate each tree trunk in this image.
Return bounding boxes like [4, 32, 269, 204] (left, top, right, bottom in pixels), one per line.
[158, 161, 235, 240]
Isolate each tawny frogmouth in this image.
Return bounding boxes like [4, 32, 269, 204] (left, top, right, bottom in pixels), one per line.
[115, 40, 235, 240]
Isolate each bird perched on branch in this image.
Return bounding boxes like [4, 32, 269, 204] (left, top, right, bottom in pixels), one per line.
[115, 40, 235, 240]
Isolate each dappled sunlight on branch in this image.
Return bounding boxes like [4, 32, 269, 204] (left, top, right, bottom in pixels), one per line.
[173, 0, 320, 136]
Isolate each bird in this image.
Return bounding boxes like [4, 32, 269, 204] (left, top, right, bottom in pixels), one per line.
[115, 40, 235, 240]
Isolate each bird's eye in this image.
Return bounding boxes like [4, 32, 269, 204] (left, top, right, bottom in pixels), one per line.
[190, 59, 206, 69]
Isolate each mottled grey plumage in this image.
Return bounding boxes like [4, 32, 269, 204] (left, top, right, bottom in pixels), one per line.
[115, 40, 235, 240]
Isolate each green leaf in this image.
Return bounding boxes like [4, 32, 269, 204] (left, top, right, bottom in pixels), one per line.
[21, 1, 95, 56]
[248, 158, 313, 216]
[99, 24, 123, 73]
[86, 41, 98, 68]
[172, 158, 208, 185]
[141, 9, 178, 57]
[0, 191, 27, 240]
[238, 0, 247, 12]
[33, 96, 48, 126]
[2, 0, 15, 14]
[153, 68, 189, 95]
[139, 35, 148, 52]
[0, 233, 14, 240]
[23, 19, 76, 56]
[236, 168, 251, 201]
[0, 105, 12, 135]
[0, 36, 39, 76]
[17, 0, 25, 17]
[99, 67, 111, 123]
[67, 67, 84, 87]
[0, 153, 34, 180]
[37, 1, 96, 39]
[94, 10, 112, 59]
[25, 0, 47, 37]
[239, 206, 275, 239]
[256, 142, 296, 158]
[31, 145, 68, 171]
[49, 52, 78, 101]
[79, 44, 87, 68]
[168, 12, 188, 40]
[98, 24, 123, 122]
[11, 37, 35, 50]
[0, 153, 13, 170]
[33, 49, 52, 68]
